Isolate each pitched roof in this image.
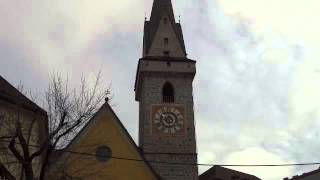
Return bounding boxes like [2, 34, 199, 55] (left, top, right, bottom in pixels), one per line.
[50, 102, 161, 179]
[200, 166, 261, 180]
[150, 0, 175, 23]
[284, 167, 320, 180]
[0, 76, 46, 115]
[143, 0, 186, 56]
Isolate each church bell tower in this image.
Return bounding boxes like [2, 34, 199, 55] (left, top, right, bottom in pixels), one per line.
[135, 0, 198, 179]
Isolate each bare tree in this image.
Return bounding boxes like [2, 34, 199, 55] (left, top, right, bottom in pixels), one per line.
[0, 72, 110, 180]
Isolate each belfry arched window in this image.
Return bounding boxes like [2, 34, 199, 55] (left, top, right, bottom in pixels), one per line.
[162, 82, 174, 103]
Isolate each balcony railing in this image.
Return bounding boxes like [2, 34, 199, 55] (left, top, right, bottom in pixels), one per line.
[163, 96, 174, 103]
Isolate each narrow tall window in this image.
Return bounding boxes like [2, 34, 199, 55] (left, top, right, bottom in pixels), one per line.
[164, 38, 169, 46]
[162, 82, 174, 103]
[163, 17, 168, 24]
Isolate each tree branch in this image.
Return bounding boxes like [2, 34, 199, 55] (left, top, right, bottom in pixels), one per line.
[0, 161, 16, 180]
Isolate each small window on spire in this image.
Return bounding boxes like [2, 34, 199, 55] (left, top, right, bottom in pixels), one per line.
[162, 82, 174, 103]
[164, 38, 169, 46]
[163, 17, 168, 24]
[163, 51, 170, 56]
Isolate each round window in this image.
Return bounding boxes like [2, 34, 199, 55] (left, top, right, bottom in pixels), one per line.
[95, 145, 112, 162]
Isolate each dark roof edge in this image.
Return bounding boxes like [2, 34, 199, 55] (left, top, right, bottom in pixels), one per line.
[0, 76, 47, 115]
[200, 165, 262, 179]
[284, 168, 320, 179]
[176, 23, 187, 55]
[0, 94, 47, 115]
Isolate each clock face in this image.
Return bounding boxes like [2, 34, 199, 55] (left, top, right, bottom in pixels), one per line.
[151, 105, 185, 135]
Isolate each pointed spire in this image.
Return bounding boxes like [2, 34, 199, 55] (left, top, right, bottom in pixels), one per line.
[150, 0, 175, 23]
[143, 0, 187, 57]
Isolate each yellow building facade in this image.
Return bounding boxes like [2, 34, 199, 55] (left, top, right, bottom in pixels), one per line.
[48, 103, 159, 180]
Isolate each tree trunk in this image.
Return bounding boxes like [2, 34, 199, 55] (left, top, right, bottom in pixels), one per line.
[23, 163, 34, 180]
[39, 150, 50, 180]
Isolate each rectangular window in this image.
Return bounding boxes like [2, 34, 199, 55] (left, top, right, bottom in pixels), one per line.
[164, 38, 169, 46]
[163, 51, 170, 56]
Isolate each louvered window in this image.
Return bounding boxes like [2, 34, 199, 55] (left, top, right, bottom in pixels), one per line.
[162, 82, 174, 103]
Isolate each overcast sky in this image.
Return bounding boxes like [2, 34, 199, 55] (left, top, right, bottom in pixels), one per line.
[1, 0, 320, 179]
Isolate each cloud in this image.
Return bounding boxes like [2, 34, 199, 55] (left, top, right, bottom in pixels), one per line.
[0, 0, 145, 83]
[1, 0, 320, 180]
[216, 0, 320, 44]
[0, 0, 146, 142]
[223, 147, 294, 180]
[180, 1, 319, 179]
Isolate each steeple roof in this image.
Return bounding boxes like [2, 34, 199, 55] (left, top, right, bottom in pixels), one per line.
[143, 0, 186, 56]
[150, 0, 175, 23]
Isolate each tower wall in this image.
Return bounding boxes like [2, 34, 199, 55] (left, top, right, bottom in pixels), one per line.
[137, 69, 198, 179]
[136, 0, 198, 179]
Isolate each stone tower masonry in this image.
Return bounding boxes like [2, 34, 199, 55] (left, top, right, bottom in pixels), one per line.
[135, 0, 198, 179]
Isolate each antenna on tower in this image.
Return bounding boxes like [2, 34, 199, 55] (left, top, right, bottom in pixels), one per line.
[145, 12, 147, 21]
